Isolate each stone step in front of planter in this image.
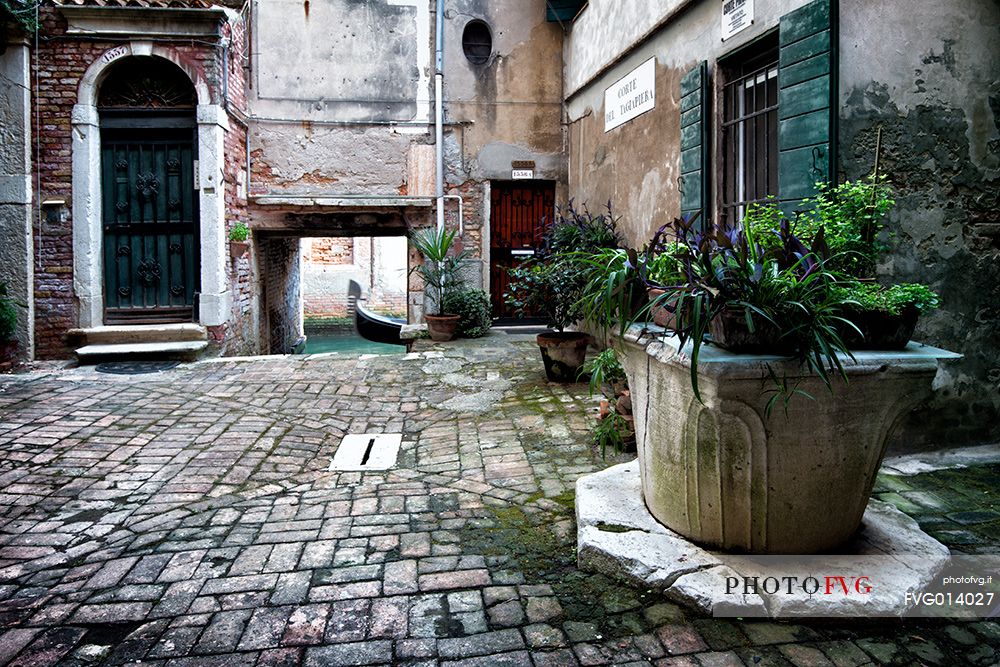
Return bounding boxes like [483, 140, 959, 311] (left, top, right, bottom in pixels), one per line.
[576, 461, 952, 618]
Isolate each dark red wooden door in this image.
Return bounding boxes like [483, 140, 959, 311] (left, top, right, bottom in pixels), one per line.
[490, 181, 555, 320]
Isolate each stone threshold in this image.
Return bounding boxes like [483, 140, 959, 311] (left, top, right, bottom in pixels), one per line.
[576, 461, 951, 618]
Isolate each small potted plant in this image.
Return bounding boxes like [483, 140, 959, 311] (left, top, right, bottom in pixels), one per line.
[410, 226, 470, 342]
[642, 238, 688, 331]
[583, 348, 635, 455]
[789, 177, 939, 348]
[834, 282, 939, 349]
[442, 288, 493, 338]
[229, 222, 250, 259]
[506, 202, 623, 382]
[507, 258, 592, 381]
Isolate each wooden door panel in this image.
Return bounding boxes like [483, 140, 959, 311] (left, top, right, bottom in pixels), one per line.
[490, 181, 555, 320]
[101, 128, 199, 323]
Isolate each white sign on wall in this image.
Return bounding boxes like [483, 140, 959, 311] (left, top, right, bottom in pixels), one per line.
[604, 57, 656, 132]
[511, 169, 534, 180]
[722, 0, 754, 41]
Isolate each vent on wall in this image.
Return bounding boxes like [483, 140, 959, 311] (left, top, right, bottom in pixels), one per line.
[462, 20, 493, 65]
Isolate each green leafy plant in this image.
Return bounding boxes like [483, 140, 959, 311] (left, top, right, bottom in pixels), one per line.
[591, 409, 631, 458]
[834, 282, 939, 315]
[1, 0, 42, 33]
[581, 347, 626, 397]
[541, 201, 623, 256]
[0, 283, 17, 343]
[795, 176, 894, 278]
[645, 242, 686, 285]
[506, 258, 586, 331]
[410, 226, 471, 316]
[645, 214, 858, 410]
[575, 247, 643, 338]
[506, 202, 624, 331]
[442, 289, 492, 338]
[228, 222, 250, 242]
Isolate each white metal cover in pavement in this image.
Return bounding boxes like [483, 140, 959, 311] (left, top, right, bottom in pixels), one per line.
[330, 433, 403, 471]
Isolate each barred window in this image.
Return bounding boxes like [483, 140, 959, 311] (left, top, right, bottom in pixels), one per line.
[721, 37, 779, 227]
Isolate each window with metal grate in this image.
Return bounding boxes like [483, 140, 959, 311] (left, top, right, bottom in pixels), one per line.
[720, 35, 780, 228]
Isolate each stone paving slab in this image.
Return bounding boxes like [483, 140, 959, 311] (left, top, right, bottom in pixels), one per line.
[576, 461, 951, 617]
[0, 337, 996, 665]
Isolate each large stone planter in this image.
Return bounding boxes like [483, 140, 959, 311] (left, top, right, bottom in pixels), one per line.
[621, 327, 959, 554]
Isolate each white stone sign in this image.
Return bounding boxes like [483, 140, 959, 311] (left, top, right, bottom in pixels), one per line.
[722, 0, 754, 41]
[511, 169, 534, 180]
[604, 57, 656, 132]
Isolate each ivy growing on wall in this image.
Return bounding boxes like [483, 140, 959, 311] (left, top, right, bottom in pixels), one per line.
[1, 0, 42, 33]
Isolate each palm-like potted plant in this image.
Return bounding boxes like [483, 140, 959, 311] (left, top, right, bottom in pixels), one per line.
[410, 226, 470, 342]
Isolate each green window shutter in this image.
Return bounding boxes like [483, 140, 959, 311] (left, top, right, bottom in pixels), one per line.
[679, 61, 709, 222]
[546, 0, 587, 22]
[777, 0, 838, 215]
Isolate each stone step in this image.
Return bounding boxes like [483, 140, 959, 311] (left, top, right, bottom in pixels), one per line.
[75, 340, 209, 363]
[67, 324, 208, 346]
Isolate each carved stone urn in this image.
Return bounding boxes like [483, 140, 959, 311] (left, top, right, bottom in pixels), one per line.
[620, 327, 959, 554]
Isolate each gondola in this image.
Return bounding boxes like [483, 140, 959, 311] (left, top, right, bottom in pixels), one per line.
[350, 280, 406, 346]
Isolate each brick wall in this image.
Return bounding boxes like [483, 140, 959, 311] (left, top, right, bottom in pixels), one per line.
[31, 6, 250, 358]
[302, 236, 407, 318]
[304, 237, 354, 266]
[220, 12, 257, 355]
[262, 237, 301, 354]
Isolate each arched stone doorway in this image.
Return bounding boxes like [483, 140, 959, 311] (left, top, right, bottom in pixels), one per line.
[73, 43, 229, 334]
[97, 56, 199, 324]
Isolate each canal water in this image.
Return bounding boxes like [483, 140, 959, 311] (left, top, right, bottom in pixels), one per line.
[302, 326, 403, 356]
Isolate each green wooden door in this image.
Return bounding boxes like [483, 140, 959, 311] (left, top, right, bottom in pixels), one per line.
[101, 128, 199, 324]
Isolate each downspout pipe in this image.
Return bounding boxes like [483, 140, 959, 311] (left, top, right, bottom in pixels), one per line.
[434, 0, 445, 233]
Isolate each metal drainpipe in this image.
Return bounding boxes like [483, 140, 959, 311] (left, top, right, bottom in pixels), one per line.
[434, 0, 445, 234]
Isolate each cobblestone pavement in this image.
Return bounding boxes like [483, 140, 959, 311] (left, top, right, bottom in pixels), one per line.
[0, 333, 996, 666]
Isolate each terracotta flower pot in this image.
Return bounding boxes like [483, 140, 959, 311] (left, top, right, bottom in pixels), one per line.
[536, 331, 590, 382]
[425, 314, 460, 342]
[648, 288, 686, 331]
[841, 306, 918, 350]
[709, 305, 785, 354]
[229, 240, 250, 259]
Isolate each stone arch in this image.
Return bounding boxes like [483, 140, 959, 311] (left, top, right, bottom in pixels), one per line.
[72, 43, 229, 330]
[77, 43, 211, 110]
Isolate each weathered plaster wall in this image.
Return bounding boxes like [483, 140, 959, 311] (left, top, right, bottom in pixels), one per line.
[443, 0, 565, 182]
[248, 0, 565, 323]
[563, 0, 685, 97]
[564, 0, 804, 246]
[565, 0, 1000, 448]
[839, 0, 1000, 449]
[0, 37, 34, 360]
[252, 0, 426, 122]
